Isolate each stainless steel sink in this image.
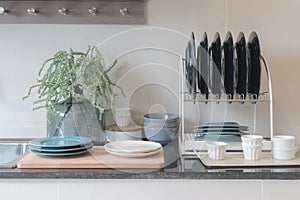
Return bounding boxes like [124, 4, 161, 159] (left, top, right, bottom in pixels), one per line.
[0, 143, 29, 168]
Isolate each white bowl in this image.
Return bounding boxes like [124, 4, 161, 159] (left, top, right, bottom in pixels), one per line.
[206, 142, 227, 160]
[241, 135, 263, 146]
[242, 144, 262, 160]
[272, 135, 295, 149]
[272, 147, 296, 160]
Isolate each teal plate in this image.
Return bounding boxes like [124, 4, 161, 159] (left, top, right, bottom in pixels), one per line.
[29, 136, 93, 149]
[194, 131, 249, 136]
[29, 148, 90, 157]
[193, 125, 248, 130]
[203, 122, 239, 126]
[29, 143, 93, 153]
[193, 127, 248, 132]
[194, 135, 242, 142]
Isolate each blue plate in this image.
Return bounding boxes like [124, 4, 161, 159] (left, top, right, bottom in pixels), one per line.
[29, 136, 93, 149]
[203, 122, 238, 126]
[29, 143, 93, 153]
[194, 135, 241, 142]
[194, 131, 249, 136]
[193, 126, 249, 132]
[29, 148, 90, 157]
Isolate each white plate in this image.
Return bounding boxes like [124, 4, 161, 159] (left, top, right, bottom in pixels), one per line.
[104, 140, 161, 153]
[105, 147, 162, 158]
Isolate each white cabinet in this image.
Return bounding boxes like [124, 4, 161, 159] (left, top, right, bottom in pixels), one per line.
[0, 179, 299, 200]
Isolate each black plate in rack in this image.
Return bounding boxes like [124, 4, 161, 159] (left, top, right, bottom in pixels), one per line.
[190, 32, 197, 100]
[198, 32, 209, 100]
[211, 32, 222, 98]
[223, 32, 235, 100]
[235, 32, 248, 100]
[185, 41, 193, 95]
[248, 31, 262, 100]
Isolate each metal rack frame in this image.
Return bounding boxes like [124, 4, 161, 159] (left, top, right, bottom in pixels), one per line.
[179, 55, 273, 154]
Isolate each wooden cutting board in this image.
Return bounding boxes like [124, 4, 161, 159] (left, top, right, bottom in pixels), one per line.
[17, 146, 164, 169]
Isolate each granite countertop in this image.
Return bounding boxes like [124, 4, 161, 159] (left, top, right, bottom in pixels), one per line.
[2, 139, 300, 180]
[2, 155, 300, 180]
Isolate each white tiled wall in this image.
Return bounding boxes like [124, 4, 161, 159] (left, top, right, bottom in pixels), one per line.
[0, 0, 227, 138]
[226, 0, 300, 145]
[0, 0, 299, 142]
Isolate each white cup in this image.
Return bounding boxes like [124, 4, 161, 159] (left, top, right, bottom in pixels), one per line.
[115, 108, 131, 116]
[115, 108, 131, 127]
[272, 147, 296, 160]
[206, 142, 227, 160]
[241, 135, 263, 146]
[242, 144, 262, 160]
[272, 135, 295, 149]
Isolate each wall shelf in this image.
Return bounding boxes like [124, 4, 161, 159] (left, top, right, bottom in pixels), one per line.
[0, 0, 146, 24]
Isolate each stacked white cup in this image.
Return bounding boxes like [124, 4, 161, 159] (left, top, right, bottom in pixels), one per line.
[115, 108, 131, 127]
[241, 135, 263, 160]
[272, 135, 296, 160]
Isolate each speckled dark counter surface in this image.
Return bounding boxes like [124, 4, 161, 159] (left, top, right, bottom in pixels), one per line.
[2, 156, 300, 180]
[1, 139, 300, 180]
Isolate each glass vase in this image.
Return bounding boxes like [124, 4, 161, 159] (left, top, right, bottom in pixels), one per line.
[47, 97, 106, 145]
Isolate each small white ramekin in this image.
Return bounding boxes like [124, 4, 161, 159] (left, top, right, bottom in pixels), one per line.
[272, 135, 295, 149]
[241, 135, 263, 146]
[242, 144, 262, 160]
[272, 147, 296, 160]
[206, 142, 227, 160]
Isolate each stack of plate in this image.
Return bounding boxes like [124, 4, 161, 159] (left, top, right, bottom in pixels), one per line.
[29, 136, 94, 156]
[193, 122, 249, 142]
[104, 140, 162, 158]
[143, 113, 179, 144]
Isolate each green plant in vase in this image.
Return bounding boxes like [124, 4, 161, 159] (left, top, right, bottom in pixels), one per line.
[23, 46, 124, 144]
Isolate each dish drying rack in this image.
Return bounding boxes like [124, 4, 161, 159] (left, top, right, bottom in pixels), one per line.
[179, 56, 273, 155]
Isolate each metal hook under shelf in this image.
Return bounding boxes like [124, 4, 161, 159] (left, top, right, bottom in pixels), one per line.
[0, 6, 8, 15]
[58, 7, 68, 16]
[27, 8, 38, 15]
[88, 7, 98, 16]
[120, 7, 129, 16]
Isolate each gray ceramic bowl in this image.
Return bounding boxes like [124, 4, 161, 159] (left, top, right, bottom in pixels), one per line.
[143, 120, 179, 128]
[143, 113, 178, 123]
[143, 126, 179, 143]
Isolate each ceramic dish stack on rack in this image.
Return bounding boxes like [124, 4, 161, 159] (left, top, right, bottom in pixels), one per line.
[29, 136, 94, 156]
[104, 140, 162, 158]
[193, 122, 249, 142]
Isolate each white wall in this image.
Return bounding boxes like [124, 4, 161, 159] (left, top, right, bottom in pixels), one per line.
[0, 0, 299, 142]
